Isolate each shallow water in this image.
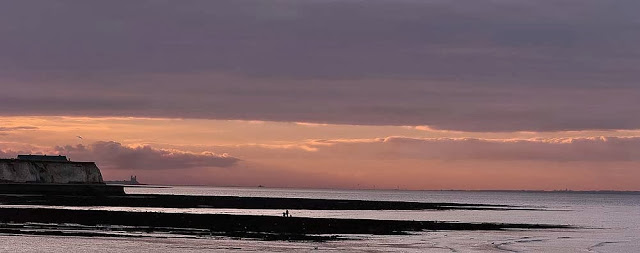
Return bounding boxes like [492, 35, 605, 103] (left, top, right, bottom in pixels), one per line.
[1, 186, 638, 252]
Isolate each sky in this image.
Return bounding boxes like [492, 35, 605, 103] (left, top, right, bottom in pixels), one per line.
[1, 0, 639, 190]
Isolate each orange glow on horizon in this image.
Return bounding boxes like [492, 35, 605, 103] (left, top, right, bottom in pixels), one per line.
[1, 116, 639, 190]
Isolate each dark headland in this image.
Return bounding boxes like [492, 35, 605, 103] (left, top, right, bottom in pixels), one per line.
[0, 155, 573, 241]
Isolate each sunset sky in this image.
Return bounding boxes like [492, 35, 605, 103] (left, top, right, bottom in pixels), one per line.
[1, 1, 639, 190]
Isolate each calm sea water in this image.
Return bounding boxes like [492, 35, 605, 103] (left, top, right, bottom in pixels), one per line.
[1, 186, 639, 252]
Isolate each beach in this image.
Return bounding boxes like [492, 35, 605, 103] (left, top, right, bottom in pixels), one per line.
[0, 186, 638, 252]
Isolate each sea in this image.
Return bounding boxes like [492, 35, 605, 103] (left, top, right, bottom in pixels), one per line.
[1, 186, 639, 252]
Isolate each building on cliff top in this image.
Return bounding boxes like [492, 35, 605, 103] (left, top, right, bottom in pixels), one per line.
[17, 154, 70, 162]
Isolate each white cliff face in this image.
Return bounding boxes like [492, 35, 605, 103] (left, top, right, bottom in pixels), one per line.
[0, 160, 104, 184]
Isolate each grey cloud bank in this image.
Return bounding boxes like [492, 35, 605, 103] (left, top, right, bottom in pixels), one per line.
[1, 141, 239, 170]
[193, 136, 640, 163]
[1, 0, 639, 131]
[53, 141, 240, 170]
[0, 141, 240, 171]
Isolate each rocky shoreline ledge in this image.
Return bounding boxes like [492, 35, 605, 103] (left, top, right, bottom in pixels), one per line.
[0, 193, 541, 211]
[0, 207, 572, 241]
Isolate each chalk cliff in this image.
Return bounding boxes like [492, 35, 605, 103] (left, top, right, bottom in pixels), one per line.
[0, 159, 104, 184]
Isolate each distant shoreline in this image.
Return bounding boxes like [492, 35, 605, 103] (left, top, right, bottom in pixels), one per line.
[107, 184, 171, 189]
[434, 189, 640, 194]
[121, 184, 640, 194]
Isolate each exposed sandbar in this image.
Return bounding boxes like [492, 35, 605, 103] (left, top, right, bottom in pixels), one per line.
[0, 193, 540, 211]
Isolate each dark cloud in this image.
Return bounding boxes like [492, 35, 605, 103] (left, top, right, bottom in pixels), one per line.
[54, 141, 239, 170]
[0, 149, 17, 158]
[0, 148, 42, 159]
[0, 0, 639, 131]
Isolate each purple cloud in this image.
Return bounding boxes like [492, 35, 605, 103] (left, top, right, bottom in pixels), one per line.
[54, 141, 239, 170]
[0, 1, 639, 131]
